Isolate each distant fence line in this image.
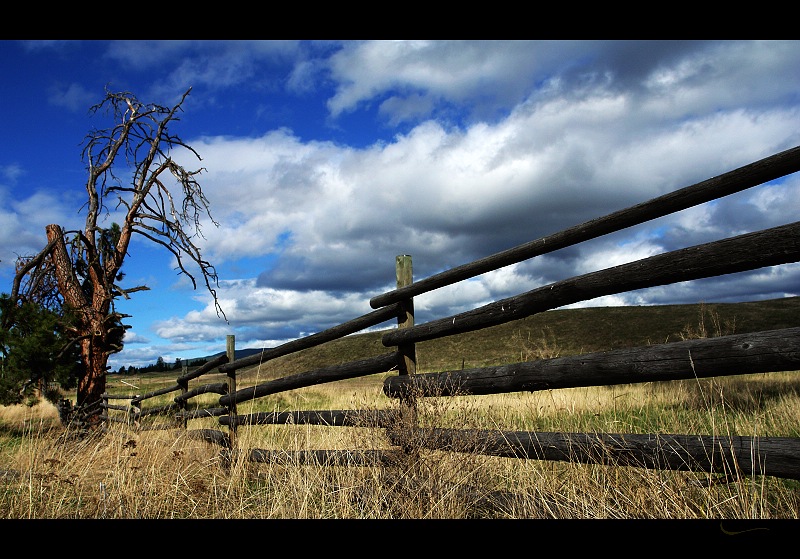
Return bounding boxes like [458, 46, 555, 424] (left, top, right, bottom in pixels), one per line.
[97, 145, 800, 481]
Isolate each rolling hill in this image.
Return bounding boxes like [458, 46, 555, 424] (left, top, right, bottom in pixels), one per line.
[195, 296, 800, 377]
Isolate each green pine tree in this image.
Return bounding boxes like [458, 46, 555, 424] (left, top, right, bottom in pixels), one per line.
[0, 294, 82, 405]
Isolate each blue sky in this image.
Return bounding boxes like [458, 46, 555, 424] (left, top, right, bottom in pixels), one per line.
[1, 40, 799, 371]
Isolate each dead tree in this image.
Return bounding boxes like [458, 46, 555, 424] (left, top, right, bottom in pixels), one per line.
[12, 87, 226, 427]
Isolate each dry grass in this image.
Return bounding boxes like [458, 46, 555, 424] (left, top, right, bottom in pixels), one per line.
[1, 371, 799, 519]
[2, 301, 799, 518]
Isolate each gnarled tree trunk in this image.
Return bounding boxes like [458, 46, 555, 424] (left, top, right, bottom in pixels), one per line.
[46, 224, 112, 424]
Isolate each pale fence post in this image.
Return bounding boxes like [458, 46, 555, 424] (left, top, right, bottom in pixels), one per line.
[101, 394, 109, 429]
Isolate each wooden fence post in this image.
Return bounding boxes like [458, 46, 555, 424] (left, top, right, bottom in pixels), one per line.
[396, 255, 416, 375]
[102, 394, 109, 429]
[226, 334, 237, 452]
[395, 255, 418, 441]
[177, 371, 188, 430]
[180, 362, 188, 429]
[130, 395, 141, 430]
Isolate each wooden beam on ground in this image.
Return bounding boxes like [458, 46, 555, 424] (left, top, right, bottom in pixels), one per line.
[247, 449, 405, 467]
[386, 427, 800, 480]
[219, 408, 400, 427]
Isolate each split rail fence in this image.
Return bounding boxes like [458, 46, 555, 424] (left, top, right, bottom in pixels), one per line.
[101, 145, 800, 480]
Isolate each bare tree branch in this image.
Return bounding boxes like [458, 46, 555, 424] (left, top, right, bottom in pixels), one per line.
[10, 239, 57, 298]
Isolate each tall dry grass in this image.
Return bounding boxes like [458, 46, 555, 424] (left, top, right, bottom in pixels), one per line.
[1, 370, 798, 519]
[1, 304, 798, 518]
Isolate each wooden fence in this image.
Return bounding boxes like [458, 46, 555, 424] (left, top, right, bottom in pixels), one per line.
[99, 145, 800, 480]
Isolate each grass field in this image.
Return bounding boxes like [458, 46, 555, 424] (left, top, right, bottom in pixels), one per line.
[1, 298, 799, 519]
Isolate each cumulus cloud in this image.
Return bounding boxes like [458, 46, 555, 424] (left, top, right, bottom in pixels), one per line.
[0, 188, 80, 269]
[191, 81, 800, 303]
[324, 40, 597, 122]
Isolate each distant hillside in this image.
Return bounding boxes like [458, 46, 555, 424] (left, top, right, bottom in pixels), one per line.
[195, 347, 270, 364]
[207, 296, 800, 378]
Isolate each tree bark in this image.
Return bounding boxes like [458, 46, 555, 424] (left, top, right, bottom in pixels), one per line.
[46, 224, 110, 424]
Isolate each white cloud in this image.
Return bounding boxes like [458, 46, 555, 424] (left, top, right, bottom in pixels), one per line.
[0, 188, 78, 275]
[1, 164, 24, 183]
[580, 238, 664, 274]
[324, 40, 595, 121]
[47, 82, 96, 113]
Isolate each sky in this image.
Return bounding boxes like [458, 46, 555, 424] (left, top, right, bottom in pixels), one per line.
[1, 40, 799, 371]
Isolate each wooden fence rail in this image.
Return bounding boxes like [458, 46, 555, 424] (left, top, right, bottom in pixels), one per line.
[381, 221, 800, 345]
[100, 144, 800, 481]
[383, 327, 800, 397]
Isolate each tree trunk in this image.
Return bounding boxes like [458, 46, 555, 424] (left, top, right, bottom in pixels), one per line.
[46, 224, 110, 426]
[76, 330, 109, 425]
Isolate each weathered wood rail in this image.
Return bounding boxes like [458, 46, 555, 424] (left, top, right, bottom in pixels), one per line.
[101, 145, 800, 481]
[383, 327, 800, 397]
